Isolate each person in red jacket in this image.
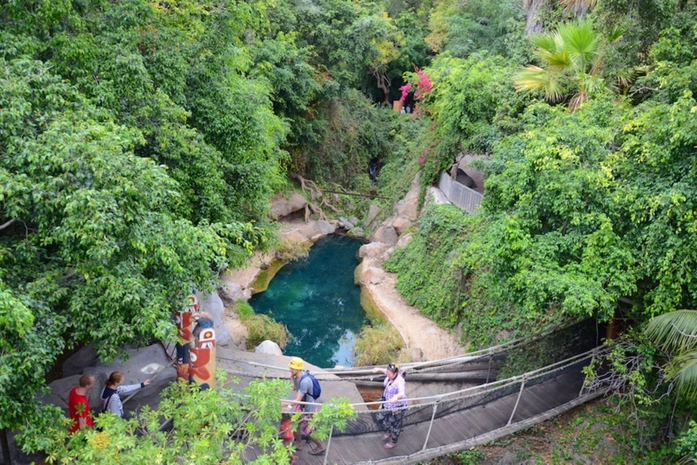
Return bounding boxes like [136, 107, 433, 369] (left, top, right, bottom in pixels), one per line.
[68, 374, 96, 433]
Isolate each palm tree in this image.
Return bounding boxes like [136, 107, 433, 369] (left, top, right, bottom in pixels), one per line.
[646, 310, 697, 398]
[514, 19, 605, 110]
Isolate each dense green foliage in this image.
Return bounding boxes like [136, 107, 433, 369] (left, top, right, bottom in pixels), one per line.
[237, 300, 290, 350]
[0, 0, 287, 437]
[390, 1, 697, 342]
[383, 1, 697, 460]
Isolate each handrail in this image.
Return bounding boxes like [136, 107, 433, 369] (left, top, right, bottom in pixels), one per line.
[274, 347, 606, 410]
[326, 319, 590, 376]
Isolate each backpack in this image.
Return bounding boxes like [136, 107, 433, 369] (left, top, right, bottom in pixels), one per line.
[102, 394, 112, 414]
[300, 371, 321, 400]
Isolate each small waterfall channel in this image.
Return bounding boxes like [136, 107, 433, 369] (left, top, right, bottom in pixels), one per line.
[249, 235, 369, 368]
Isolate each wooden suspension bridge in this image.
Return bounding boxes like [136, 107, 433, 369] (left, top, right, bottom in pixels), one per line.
[217, 321, 611, 464]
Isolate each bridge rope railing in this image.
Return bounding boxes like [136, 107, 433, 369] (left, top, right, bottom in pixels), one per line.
[217, 318, 600, 384]
[267, 346, 606, 410]
[330, 347, 608, 464]
[221, 319, 606, 463]
[324, 318, 592, 377]
[250, 346, 609, 465]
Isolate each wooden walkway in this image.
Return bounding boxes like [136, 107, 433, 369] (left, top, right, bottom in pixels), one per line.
[242, 365, 598, 464]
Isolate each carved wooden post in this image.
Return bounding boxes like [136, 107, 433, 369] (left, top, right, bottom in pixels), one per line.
[175, 295, 216, 389]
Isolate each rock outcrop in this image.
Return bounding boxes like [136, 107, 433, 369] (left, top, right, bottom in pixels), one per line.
[48, 343, 176, 417]
[269, 192, 308, 219]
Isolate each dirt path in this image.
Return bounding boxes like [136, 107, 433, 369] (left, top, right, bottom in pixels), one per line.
[361, 264, 465, 361]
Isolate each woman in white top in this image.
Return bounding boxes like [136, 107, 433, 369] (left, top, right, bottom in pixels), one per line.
[100, 371, 150, 417]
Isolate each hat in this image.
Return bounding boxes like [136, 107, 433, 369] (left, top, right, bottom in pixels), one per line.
[289, 357, 304, 370]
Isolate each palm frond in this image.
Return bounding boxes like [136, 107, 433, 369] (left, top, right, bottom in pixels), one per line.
[670, 350, 697, 399]
[577, 73, 604, 94]
[545, 49, 571, 68]
[646, 310, 697, 353]
[514, 66, 564, 102]
[559, 20, 599, 71]
[531, 33, 561, 55]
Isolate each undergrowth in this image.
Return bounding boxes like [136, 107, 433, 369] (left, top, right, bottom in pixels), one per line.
[236, 300, 289, 350]
[353, 325, 405, 366]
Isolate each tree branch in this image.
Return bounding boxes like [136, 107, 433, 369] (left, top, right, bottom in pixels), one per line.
[0, 219, 16, 231]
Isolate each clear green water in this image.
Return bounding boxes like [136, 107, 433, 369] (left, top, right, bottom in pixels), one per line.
[249, 235, 366, 368]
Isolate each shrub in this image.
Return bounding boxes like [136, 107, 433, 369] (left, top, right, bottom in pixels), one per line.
[244, 314, 290, 350]
[236, 300, 289, 350]
[275, 240, 311, 262]
[353, 325, 404, 366]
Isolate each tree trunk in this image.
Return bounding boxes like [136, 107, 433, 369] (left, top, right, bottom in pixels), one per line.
[524, 0, 546, 35]
[370, 68, 391, 105]
[1, 428, 12, 465]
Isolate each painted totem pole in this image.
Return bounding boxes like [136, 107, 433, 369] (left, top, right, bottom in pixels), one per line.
[175, 294, 216, 389]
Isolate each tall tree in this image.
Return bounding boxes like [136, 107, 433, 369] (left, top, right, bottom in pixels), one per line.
[0, 56, 233, 432]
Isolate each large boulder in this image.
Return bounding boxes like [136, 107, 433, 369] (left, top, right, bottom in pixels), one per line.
[395, 173, 421, 221]
[269, 192, 308, 219]
[281, 229, 309, 246]
[357, 263, 386, 285]
[396, 233, 413, 248]
[371, 225, 399, 245]
[218, 281, 245, 306]
[62, 344, 98, 377]
[348, 227, 366, 239]
[96, 344, 177, 415]
[313, 220, 336, 236]
[338, 216, 355, 230]
[364, 204, 381, 230]
[358, 242, 390, 260]
[392, 216, 412, 235]
[198, 292, 232, 346]
[254, 340, 283, 356]
[48, 343, 177, 417]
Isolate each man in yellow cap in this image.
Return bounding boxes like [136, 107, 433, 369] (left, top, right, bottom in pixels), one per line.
[288, 357, 325, 455]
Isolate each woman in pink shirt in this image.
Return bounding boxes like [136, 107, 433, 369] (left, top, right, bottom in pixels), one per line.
[372, 363, 407, 449]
